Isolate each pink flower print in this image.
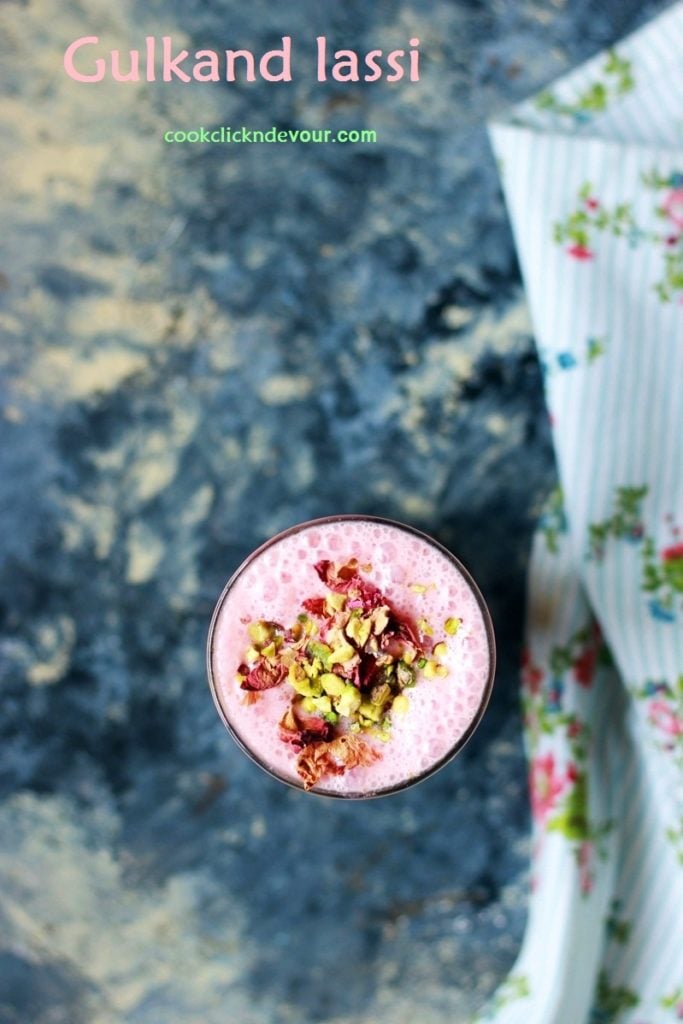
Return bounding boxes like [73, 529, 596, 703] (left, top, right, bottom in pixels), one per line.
[661, 542, 683, 593]
[663, 188, 683, 229]
[585, 197, 600, 211]
[567, 720, 583, 739]
[521, 647, 544, 695]
[648, 700, 683, 738]
[524, 708, 541, 741]
[567, 243, 594, 260]
[530, 753, 566, 823]
[572, 647, 597, 687]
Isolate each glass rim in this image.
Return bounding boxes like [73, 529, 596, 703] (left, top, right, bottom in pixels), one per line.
[206, 513, 496, 799]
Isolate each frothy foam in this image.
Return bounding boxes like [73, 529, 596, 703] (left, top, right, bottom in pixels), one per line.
[209, 519, 494, 796]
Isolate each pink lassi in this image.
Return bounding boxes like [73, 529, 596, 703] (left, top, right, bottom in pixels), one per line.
[207, 516, 495, 798]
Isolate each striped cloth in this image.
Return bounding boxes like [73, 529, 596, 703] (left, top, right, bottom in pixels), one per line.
[483, 4, 683, 1021]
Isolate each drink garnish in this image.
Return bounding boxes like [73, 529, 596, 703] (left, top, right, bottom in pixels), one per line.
[236, 557, 457, 789]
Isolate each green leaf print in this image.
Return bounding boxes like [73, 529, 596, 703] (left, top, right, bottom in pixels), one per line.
[535, 50, 635, 120]
[539, 486, 567, 555]
[472, 974, 531, 1021]
[587, 485, 647, 561]
[590, 971, 639, 1023]
[661, 987, 683, 1013]
[557, 170, 683, 303]
[641, 530, 683, 621]
[547, 773, 590, 842]
[605, 900, 631, 945]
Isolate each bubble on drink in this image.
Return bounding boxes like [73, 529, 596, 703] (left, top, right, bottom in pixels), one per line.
[207, 517, 495, 798]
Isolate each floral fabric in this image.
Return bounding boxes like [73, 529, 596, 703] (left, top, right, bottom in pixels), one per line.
[484, 4, 683, 1022]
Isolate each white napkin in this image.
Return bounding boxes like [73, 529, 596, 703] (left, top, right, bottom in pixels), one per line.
[480, 5, 683, 1021]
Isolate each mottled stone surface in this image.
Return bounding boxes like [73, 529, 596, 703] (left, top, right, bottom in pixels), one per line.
[0, 1, 672, 1022]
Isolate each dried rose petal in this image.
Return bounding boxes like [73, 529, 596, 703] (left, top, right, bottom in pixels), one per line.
[356, 653, 383, 691]
[241, 660, 287, 691]
[240, 691, 261, 706]
[394, 616, 421, 647]
[296, 734, 381, 789]
[314, 559, 383, 609]
[379, 634, 408, 659]
[314, 559, 350, 589]
[279, 704, 333, 750]
[279, 707, 300, 734]
[302, 597, 328, 618]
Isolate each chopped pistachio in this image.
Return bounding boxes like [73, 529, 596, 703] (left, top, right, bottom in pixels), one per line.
[335, 684, 362, 718]
[301, 696, 319, 714]
[417, 617, 434, 637]
[370, 682, 391, 707]
[379, 662, 396, 683]
[417, 657, 428, 669]
[392, 694, 410, 715]
[345, 615, 372, 648]
[244, 646, 260, 664]
[307, 641, 332, 669]
[290, 673, 323, 698]
[325, 592, 347, 614]
[248, 621, 274, 646]
[433, 642, 448, 660]
[323, 711, 340, 725]
[371, 606, 390, 635]
[260, 639, 280, 660]
[408, 583, 428, 594]
[422, 660, 438, 679]
[288, 663, 306, 685]
[329, 642, 356, 666]
[319, 672, 346, 696]
[402, 646, 417, 665]
[444, 617, 461, 636]
[303, 657, 322, 678]
[325, 625, 344, 648]
[310, 695, 333, 715]
[396, 661, 416, 688]
[435, 665, 449, 678]
[359, 700, 383, 722]
[299, 616, 317, 637]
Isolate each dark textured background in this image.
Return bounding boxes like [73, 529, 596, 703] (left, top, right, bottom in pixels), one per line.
[0, 1, 672, 1022]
